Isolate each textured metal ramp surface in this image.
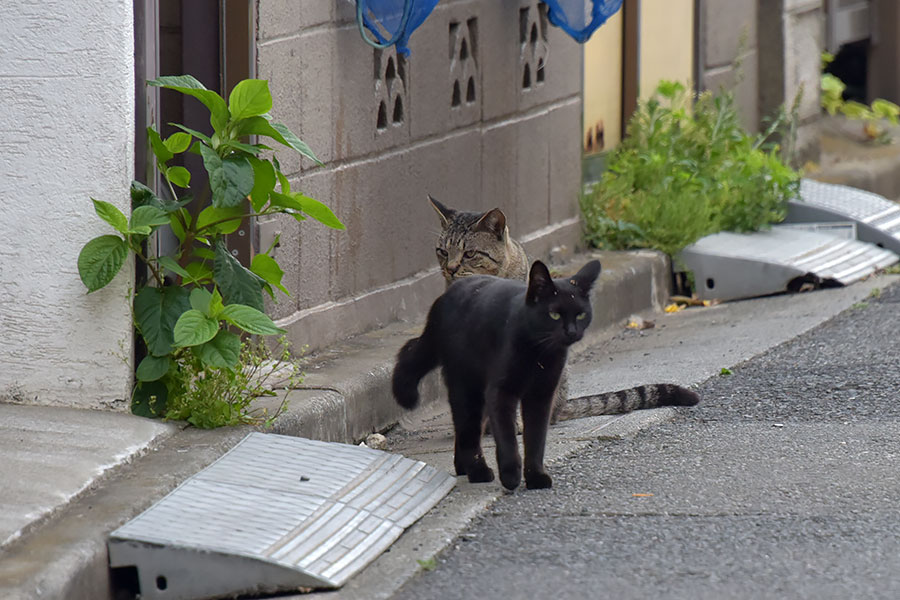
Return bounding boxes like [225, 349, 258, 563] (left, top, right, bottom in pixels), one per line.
[679, 228, 898, 301]
[108, 432, 455, 600]
[787, 178, 900, 253]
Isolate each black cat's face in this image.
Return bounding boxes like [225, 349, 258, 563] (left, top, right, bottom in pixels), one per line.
[525, 260, 601, 348]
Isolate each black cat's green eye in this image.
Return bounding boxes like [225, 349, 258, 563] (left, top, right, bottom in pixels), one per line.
[576, 312, 587, 320]
[549, 311, 561, 320]
[463, 250, 476, 259]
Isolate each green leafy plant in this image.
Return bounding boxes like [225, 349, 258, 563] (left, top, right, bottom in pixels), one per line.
[822, 52, 900, 144]
[580, 80, 800, 256]
[77, 75, 344, 427]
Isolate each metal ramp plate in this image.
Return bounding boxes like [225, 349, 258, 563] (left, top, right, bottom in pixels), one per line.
[787, 178, 900, 253]
[678, 228, 898, 301]
[108, 432, 455, 600]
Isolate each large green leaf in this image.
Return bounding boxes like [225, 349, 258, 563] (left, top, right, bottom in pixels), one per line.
[196, 205, 244, 235]
[134, 286, 191, 356]
[270, 192, 345, 230]
[157, 256, 192, 280]
[235, 117, 323, 166]
[131, 180, 191, 213]
[200, 145, 254, 208]
[248, 157, 276, 212]
[221, 304, 285, 335]
[173, 309, 220, 347]
[197, 329, 242, 369]
[228, 79, 273, 121]
[92, 199, 128, 234]
[130, 205, 171, 233]
[213, 241, 266, 311]
[165, 165, 191, 188]
[251, 253, 289, 297]
[135, 354, 171, 382]
[189, 287, 214, 316]
[147, 127, 174, 167]
[164, 132, 192, 154]
[184, 261, 213, 284]
[78, 235, 128, 292]
[148, 75, 230, 132]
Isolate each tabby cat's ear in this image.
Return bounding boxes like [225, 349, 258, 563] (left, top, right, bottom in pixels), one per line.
[474, 208, 507, 240]
[526, 260, 555, 305]
[570, 260, 602, 296]
[428, 195, 454, 229]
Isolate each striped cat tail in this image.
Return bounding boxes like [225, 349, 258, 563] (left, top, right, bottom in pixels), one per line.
[392, 334, 440, 410]
[556, 383, 699, 421]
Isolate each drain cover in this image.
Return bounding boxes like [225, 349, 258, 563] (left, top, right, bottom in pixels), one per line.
[787, 178, 900, 253]
[678, 228, 898, 301]
[108, 433, 455, 600]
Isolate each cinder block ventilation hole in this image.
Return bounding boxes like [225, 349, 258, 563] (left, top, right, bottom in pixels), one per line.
[449, 22, 460, 58]
[385, 56, 396, 83]
[392, 96, 404, 124]
[519, 7, 529, 44]
[374, 47, 407, 134]
[449, 17, 479, 111]
[519, 3, 547, 92]
[706, 278, 715, 290]
[377, 101, 388, 130]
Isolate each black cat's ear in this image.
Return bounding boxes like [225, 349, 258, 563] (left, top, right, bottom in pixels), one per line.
[526, 260, 555, 305]
[428, 195, 454, 229]
[569, 260, 602, 296]
[474, 208, 507, 240]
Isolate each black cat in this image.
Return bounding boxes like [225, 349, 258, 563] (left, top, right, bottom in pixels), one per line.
[393, 259, 602, 490]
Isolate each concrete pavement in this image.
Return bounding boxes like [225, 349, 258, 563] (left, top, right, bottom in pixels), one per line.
[315, 273, 898, 600]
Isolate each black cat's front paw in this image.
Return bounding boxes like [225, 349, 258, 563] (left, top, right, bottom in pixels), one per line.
[466, 461, 495, 483]
[499, 466, 522, 491]
[525, 470, 552, 489]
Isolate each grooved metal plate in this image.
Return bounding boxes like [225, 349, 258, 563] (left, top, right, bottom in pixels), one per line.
[787, 179, 900, 254]
[108, 433, 455, 600]
[678, 228, 898, 301]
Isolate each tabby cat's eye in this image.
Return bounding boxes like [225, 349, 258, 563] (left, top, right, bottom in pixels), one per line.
[549, 311, 561, 320]
[436, 248, 448, 258]
[463, 250, 476, 259]
[576, 312, 587, 320]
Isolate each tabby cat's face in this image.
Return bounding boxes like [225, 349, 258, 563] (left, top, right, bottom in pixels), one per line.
[429, 196, 509, 285]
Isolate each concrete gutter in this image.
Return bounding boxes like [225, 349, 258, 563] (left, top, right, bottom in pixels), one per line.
[0, 249, 671, 600]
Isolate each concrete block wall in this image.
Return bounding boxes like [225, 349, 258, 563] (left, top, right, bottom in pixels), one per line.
[256, 0, 584, 352]
[758, 0, 824, 159]
[699, 0, 760, 131]
[0, 0, 135, 409]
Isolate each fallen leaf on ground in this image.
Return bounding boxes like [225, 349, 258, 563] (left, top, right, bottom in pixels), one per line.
[625, 315, 655, 330]
[664, 303, 685, 313]
[632, 493, 654, 497]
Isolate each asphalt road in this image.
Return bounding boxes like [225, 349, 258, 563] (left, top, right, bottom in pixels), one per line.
[388, 281, 900, 600]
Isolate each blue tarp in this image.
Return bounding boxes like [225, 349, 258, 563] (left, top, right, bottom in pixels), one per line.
[357, 0, 441, 56]
[542, 0, 623, 43]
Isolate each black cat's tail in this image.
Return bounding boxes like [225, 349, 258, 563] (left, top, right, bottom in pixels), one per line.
[556, 383, 699, 421]
[392, 334, 440, 410]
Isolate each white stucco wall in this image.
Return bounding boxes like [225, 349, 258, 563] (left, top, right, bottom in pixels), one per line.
[0, 1, 135, 409]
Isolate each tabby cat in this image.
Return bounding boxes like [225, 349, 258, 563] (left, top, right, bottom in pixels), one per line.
[393, 260, 602, 490]
[428, 196, 700, 420]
